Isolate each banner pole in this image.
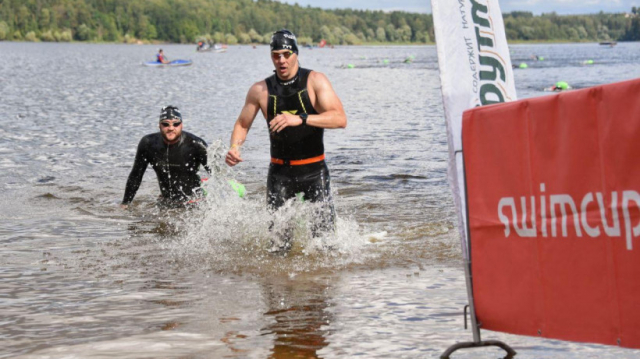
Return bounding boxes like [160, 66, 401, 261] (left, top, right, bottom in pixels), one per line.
[461, 150, 481, 343]
[464, 258, 481, 342]
[440, 151, 516, 359]
[460, 151, 481, 343]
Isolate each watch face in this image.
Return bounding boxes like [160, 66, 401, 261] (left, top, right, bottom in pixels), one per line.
[300, 113, 308, 120]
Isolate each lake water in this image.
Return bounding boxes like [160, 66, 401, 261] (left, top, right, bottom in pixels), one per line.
[1, 41, 640, 358]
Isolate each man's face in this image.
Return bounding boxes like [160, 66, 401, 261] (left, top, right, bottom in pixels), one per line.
[271, 50, 297, 79]
[159, 119, 182, 143]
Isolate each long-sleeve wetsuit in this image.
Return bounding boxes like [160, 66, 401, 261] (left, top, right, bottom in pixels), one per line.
[122, 132, 210, 205]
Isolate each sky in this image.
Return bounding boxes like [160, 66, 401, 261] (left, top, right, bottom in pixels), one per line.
[276, 0, 638, 15]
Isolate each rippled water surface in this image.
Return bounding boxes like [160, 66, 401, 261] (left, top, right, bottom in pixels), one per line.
[1, 42, 640, 358]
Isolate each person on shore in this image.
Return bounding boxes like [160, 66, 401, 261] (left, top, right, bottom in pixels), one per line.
[156, 49, 169, 64]
[225, 29, 347, 249]
[121, 106, 210, 209]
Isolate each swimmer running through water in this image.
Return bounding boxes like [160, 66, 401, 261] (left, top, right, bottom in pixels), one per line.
[121, 106, 210, 209]
[225, 29, 347, 250]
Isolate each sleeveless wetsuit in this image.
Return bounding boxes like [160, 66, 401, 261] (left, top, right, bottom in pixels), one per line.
[122, 131, 210, 206]
[265, 68, 335, 234]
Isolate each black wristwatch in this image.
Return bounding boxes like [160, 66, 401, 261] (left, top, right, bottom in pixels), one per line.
[299, 113, 308, 126]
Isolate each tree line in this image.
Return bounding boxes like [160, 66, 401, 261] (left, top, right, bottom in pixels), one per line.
[0, 0, 638, 44]
[504, 9, 640, 42]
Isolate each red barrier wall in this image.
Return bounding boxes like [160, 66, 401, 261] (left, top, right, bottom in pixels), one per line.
[462, 78, 640, 348]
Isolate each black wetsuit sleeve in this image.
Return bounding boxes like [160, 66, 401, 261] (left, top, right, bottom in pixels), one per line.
[196, 138, 211, 175]
[122, 139, 149, 205]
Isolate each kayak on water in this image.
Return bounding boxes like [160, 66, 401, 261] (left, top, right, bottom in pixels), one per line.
[196, 48, 227, 53]
[143, 59, 193, 67]
[196, 45, 227, 53]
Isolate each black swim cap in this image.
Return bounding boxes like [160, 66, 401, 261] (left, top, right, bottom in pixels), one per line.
[159, 105, 182, 121]
[270, 29, 299, 55]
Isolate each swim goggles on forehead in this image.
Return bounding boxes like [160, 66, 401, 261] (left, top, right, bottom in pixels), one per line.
[271, 51, 294, 60]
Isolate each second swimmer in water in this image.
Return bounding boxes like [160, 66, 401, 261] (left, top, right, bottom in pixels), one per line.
[548, 81, 571, 92]
[121, 106, 211, 209]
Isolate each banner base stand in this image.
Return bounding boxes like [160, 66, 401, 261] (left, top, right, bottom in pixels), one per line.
[440, 340, 516, 359]
[440, 259, 517, 358]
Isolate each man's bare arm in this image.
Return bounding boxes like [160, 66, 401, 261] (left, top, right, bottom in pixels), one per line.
[226, 82, 264, 166]
[306, 71, 347, 128]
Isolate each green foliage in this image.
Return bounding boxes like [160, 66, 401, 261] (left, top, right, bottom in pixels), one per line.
[225, 33, 238, 45]
[40, 28, 71, 42]
[25, 31, 38, 42]
[622, 17, 640, 41]
[297, 35, 312, 45]
[41, 29, 56, 42]
[343, 32, 361, 45]
[374, 27, 385, 42]
[0, 1, 638, 44]
[503, 10, 640, 42]
[238, 32, 251, 44]
[0, 0, 433, 44]
[58, 29, 73, 42]
[212, 31, 225, 43]
[76, 24, 93, 41]
[248, 28, 262, 43]
[0, 21, 9, 40]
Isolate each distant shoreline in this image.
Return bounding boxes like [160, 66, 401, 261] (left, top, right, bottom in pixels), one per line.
[2, 40, 634, 47]
[1, 1, 638, 46]
[0, 39, 436, 46]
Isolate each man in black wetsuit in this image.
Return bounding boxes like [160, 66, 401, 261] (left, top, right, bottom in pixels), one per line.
[225, 29, 347, 245]
[121, 106, 210, 209]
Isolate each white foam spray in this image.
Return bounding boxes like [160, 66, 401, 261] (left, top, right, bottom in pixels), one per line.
[162, 141, 381, 275]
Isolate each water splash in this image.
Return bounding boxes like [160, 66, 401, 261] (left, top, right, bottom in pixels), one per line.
[162, 141, 380, 276]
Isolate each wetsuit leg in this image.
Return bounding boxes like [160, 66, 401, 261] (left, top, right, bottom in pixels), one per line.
[267, 164, 297, 250]
[298, 162, 335, 236]
[267, 164, 297, 210]
[267, 162, 335, 239]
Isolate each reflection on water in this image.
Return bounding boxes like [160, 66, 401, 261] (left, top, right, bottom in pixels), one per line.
[261, 275, 334, 358]
[1, 42, 640, 358]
